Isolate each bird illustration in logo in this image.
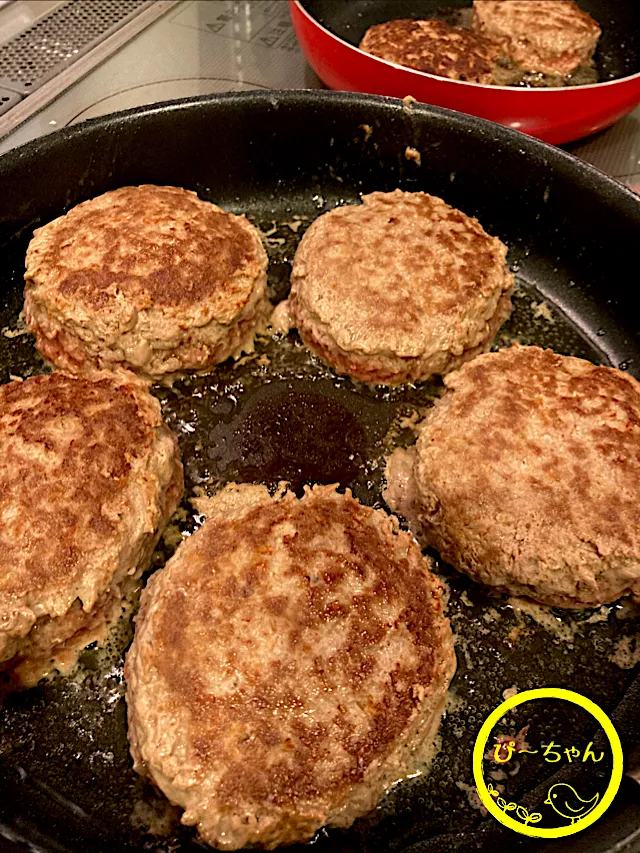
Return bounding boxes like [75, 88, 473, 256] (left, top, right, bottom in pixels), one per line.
[544, 783, 600, 824]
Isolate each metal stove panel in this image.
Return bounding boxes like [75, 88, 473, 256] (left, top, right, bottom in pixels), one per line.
[0, 0, 150, 94]
[0, 86, 21, 116]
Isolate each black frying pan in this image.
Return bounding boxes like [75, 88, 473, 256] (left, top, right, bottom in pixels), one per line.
[0, 91, 639, 853]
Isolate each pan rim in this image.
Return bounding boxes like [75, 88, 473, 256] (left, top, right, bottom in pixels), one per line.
[1, 90, 639, 218]
[292, 0, 640, 93]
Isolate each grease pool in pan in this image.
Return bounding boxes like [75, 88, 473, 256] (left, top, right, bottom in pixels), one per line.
[0, 213, 638, 853]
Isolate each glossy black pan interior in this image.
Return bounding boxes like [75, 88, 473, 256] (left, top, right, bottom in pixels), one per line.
[0, 91, 639, 853]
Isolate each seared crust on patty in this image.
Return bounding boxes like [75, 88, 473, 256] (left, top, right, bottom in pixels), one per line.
[359, 18, 500, 83]
[472, 1, 601, 77]
[125, 484, 455, 849]
[0, 371, 183, 686]
[385, 345, 640, 608]
[24, 185, 270, 382]
[286, 190, 513, 385]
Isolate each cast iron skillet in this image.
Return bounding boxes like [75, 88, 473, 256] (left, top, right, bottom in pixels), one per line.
[0, 91, 639, 853]
[290, 0, 640, 143]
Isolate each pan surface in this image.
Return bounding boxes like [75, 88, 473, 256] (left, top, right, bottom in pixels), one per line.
[290, 0, 640, 143]
[0, 91, 639, 853]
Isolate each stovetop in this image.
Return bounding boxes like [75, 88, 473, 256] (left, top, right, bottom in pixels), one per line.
[0, 1, 638, 184]
[0, 2, 320, 151]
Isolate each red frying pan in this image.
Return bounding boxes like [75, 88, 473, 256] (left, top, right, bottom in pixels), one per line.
[290, 0, 640, 144]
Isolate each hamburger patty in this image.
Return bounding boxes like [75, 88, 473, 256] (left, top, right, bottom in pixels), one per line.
[125, 484, 455, 849]
[24, 185, 270, 382]
[281, 190, 513, 385]
[385, 345, 640, 608]
[472, 1, 601, 77]
[0, 371, 183, 689]
[359, 18, 501, 83]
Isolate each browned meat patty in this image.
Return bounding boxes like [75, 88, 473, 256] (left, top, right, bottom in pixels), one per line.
[359, 18, 501, 83]
[472, 1, 601, 77]
[385, 345, 640, 609]
[125, 484, 455, 849]
[24, 185, 270, 382]
[0, 371, 183, 690]
[278, 190, 513, 385]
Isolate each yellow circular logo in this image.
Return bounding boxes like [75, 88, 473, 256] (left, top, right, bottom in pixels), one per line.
[473, 688, 623, 838]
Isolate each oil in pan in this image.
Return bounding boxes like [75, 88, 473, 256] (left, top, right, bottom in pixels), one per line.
[0, 212, 638, 853]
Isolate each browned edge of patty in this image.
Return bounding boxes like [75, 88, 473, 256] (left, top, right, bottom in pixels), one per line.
[0, 370, 183, 690]
[360, 18, 500, 83]
[125, 485, 456, 848]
